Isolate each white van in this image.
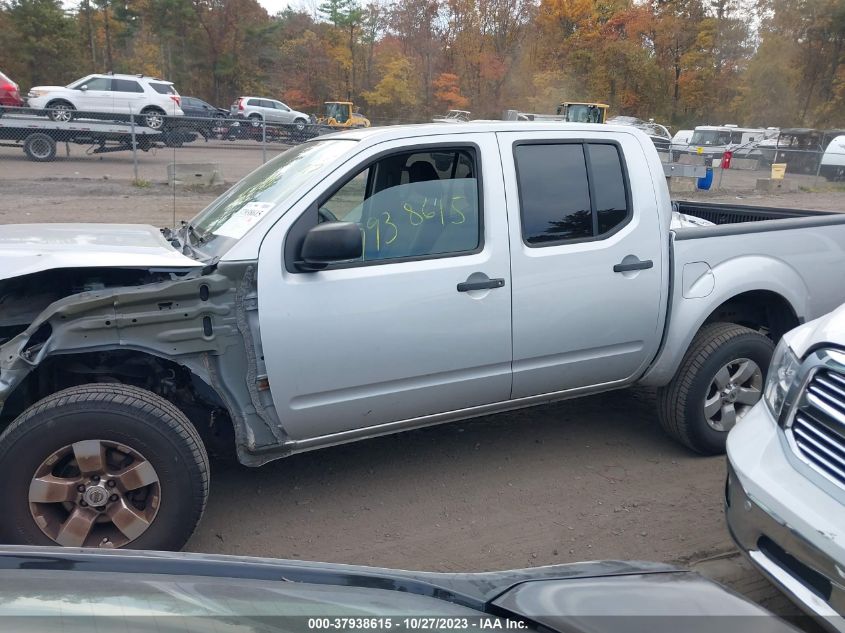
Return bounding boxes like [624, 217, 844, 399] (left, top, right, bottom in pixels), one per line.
[687, 125, 775, 160]
[820, 134, 845, 181]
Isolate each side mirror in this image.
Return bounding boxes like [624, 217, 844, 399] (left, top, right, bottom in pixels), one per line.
[298, 222, 362, 271]
[79, 85, 88, 92]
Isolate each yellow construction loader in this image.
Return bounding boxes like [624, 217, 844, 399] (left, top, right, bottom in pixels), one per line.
[317, 102, 371, 128]
[555, 102, 609, 123]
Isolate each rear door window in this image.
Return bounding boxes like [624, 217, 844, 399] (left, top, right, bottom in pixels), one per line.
[113, 79, 143, 93]
[515, 142, 630, 245]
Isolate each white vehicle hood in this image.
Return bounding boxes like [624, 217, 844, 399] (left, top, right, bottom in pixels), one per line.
[29, 85, 67, 93]
[785, 302, 845, 358]
[0, 224, 201, 281]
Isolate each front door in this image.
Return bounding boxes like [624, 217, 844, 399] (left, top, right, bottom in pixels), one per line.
[497, 130, 666, 398]
[75, 77, 113, 114]
[259, 133, 512, 441]
[274, 102, 294, 123]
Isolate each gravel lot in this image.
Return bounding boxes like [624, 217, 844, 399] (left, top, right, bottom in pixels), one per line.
[0, 168, 842, 626]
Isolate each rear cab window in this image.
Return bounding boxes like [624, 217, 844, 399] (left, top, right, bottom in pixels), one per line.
[514, 142, 630, 246]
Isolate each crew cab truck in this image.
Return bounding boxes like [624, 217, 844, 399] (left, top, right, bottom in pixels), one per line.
[1, 122, 844, 552]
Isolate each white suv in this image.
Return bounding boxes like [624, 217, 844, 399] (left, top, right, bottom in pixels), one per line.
[230, 96, 309, 131]
[27, 73, 184, 129]
[726, 303, 845, 629]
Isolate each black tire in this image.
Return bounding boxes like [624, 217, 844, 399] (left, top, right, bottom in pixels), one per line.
[249, 113, 262, 127]
[46, 100, 75, 123]
[657, 322, 774, 455]
[0, 384, 209, 551]
[23, 133, 57, 162]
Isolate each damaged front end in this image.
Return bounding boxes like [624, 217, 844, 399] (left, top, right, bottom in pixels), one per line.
[0, 263, 291, 467]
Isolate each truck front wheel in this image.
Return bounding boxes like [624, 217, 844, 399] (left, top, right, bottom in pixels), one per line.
[657, 322, 774, 455]
[0, 384, 209, 550]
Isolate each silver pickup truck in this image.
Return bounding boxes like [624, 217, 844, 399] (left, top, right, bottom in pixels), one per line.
[1, 122, 844, 551]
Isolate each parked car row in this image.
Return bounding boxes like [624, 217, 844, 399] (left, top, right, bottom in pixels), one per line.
[0, 69, 316, 136]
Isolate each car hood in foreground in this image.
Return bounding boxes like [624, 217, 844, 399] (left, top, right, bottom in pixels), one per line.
[0, 546, 796, 632]
[0, 223, 201, 280]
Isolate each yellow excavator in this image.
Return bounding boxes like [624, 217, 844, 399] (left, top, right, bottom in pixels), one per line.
[317, 101, 371, 128]
[555, 102, 609, 124]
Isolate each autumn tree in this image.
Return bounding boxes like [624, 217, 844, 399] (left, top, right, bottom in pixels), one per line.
[433, 72, 470, 109]
[320, 0, 363, 99]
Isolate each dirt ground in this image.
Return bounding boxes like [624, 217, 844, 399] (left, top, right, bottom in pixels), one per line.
[1, 176, 842, 625]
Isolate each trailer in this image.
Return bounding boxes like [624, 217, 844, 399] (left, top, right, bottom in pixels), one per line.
[0, 115, 166, 162]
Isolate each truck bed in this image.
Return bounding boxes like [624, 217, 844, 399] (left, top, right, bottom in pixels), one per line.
[675, 200, 837, 225]
[641, 199, 845, 386]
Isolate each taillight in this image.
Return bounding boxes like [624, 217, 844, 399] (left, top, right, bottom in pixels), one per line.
[238, 99, 245, 111]
[0, 84, 13, 93]
[169, 95, 181, 106]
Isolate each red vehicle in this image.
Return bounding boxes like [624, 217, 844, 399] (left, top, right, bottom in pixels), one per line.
[0, 70, 24, 109]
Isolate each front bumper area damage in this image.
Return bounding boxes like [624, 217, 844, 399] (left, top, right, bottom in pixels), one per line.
[0, 262, 290, 466]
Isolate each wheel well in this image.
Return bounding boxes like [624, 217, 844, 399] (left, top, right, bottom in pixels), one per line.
[141, 106, 165, 114]
[1, 350, 236, 460]
[46, 99, 72, 107]
[702, 290, 800, 341]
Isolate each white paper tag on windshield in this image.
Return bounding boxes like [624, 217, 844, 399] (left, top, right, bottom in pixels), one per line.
[213, 201, 275, 239]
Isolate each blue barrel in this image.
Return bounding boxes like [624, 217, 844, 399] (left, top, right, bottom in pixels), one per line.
[697, 167, 713, 190]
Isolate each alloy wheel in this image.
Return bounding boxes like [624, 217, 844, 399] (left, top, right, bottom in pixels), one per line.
[29, 439, 161, 548]
[703, 358, 763, 432]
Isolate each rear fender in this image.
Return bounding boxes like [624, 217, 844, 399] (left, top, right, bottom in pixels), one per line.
[639, 255, 807, 387]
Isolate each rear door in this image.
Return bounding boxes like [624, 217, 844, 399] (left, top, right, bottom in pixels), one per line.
[259, 99, 278, 122]
[498, 130, 665, 398]
[111, 78, 146, 116]
[259, 133, 513, 441]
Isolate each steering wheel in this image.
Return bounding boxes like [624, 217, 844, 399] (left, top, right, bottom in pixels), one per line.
[318, 207, 339, 223]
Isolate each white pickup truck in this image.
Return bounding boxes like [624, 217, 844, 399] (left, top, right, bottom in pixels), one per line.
[727, 303, 845, 628]
[1, 122, 844, 551]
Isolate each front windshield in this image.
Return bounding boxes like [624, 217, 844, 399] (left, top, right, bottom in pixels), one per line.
[690, 130, 732, 146]
[189, 139, 355, 245]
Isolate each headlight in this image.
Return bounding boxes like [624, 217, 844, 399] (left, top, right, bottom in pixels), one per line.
[763, 339, 800, 420]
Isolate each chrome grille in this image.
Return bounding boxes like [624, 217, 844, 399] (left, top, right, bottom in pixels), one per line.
[791, 369, 845, 488]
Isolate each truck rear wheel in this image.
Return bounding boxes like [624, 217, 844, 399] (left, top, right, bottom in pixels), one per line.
[0, 384, 209, 550]
[657, 322, 774, 455]
[23, 133, 57, 162]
